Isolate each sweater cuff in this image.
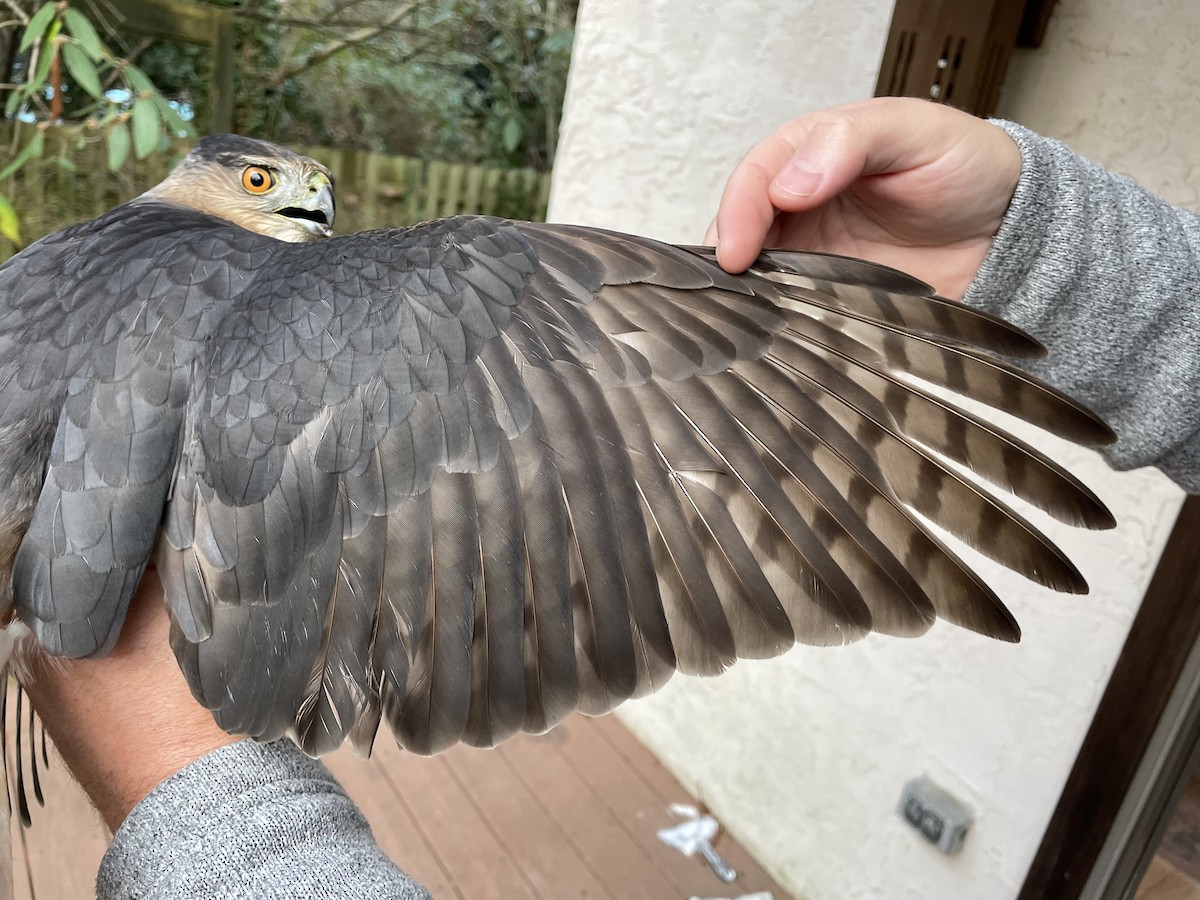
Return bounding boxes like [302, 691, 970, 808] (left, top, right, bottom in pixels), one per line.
[97, 739, 429, 899]
[962, 120, 1057, 316]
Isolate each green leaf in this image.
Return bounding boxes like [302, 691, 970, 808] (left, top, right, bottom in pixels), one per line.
[501, 116, 522, 153]
[131, 98, 160, 159]
[56, 156, 77, 173]
[30, 26, 59, 89]
[542, 29, 574, 55]
[62, 8, 104, 62]
[0, 132, 45, 182]
[18, 3, 56, 53]
[107, 121, 130, 171]
[62, 43, 105, 101]
[4, 87, 28, 119]
[429, 0, 454, 25]
[0, 194, 21, 245]
[152, 94, 189, 135]
[125, 64, 154, 95]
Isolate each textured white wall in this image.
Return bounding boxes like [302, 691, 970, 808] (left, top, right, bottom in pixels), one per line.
[548, 0, 895, 241]
[997, 0, 1200, 209]
[549, 1, 1193, 898]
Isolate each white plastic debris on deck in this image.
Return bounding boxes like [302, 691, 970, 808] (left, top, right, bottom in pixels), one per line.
[657, 803, 739, 884]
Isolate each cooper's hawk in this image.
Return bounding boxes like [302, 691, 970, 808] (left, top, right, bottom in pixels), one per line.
[0, 135, 1114, 758]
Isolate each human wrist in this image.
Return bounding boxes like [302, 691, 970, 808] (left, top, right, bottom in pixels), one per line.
[23, 575, 239, 831]
[963, 120, 1056, 313]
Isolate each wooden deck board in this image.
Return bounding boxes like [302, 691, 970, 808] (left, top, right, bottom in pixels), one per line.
[592, 712, 788, 892]
[11, 710, 789, 899]
[557, 713, 770, 897]
[323, 749, 460, 898]
[493, 727, 681, 900]
[1160, 776, 1200, 883]
[439, 738, 611, 899]
[367, 741, 541, 900]
[1138, 857, 1200, 900]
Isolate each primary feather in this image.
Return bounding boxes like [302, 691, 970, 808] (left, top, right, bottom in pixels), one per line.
[0, 136, 1116, 756]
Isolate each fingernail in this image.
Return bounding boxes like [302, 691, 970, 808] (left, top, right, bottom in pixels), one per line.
[773, 158, 823, 198]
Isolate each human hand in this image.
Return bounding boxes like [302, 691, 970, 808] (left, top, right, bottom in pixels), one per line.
[705, 97, 1022, 299]
[22, 571, 238, 832]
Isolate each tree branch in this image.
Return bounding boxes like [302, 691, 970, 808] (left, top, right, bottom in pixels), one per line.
[49, 47, 62, 120]
[268, 0, 421, 86]
[1, 1, 29, 25]
[239, 0, 382, 26]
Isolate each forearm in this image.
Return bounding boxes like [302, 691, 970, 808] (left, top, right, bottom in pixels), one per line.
[965, 122, 1200, 490]
[96, 739, 431, 900]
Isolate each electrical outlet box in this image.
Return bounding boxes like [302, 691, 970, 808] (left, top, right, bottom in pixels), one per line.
[898, 776, 973, 855]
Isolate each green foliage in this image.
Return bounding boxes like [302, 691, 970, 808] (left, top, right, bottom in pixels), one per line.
[107, 120, 131, 169]
[0, 0, 578, 248]
[13, 0, 577, 173]
[435, 0, 578, 169]
[0, 131, 43, 181]
[229, 0, 576, 170]
[136, 0, 284, 136]
[0, 121, 191, 259]
[60, 9, 103, 60]
[278, 55, 487, 160]
[132, 98, 160, 157]
[18, 3, 56, 51]
[61, 42, 104, 100]
[0, 194, 19, 244]
[0, 1, 195, 247]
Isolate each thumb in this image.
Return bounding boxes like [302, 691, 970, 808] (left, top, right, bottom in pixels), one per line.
[768, 119, 870, 211]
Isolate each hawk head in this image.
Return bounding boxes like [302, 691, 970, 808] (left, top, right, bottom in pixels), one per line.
[142, 134, 335, 243]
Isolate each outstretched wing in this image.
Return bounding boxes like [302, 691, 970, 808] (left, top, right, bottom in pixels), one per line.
[139, 214, 1114, 757]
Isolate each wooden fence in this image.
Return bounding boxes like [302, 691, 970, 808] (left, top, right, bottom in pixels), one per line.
[0, 126, 552, 259]
[299, 144, 553, 236]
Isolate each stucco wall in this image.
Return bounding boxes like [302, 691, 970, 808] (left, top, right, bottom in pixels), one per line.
[548, 1, 1194, 898]
[548, 0, 895, 243]
[997, 0, 1200, 209]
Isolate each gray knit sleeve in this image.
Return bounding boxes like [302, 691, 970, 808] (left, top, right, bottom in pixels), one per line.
[96, 739, 431, 900]
[963, 121, 1200, 491]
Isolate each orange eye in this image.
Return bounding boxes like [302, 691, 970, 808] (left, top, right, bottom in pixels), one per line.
[242, 166, 275, 194]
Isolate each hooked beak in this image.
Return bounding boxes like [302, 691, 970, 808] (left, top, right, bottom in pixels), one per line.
[276, 181, 335, 239]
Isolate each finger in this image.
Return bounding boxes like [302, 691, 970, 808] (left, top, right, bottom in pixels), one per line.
[712, 127, 806, 272]
[713, 98, 967, 272]
[768, 119, 867, 207]
[767, 99, 953, 210]
[704, 213, 770, 253]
